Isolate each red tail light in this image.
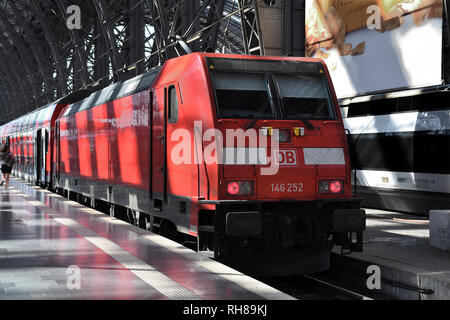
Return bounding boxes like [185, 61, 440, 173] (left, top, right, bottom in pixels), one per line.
[226, 181, 254, 196]
[319, 180, 344, 194]
[227, 182, 240, 195]
[329, 180, 342, 193]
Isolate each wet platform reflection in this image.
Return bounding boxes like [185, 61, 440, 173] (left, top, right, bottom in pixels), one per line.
[0, 179, 293, 300]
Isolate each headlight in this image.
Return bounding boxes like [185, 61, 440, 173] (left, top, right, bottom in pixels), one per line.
[226, 181, 255, 196]
[319, 180, 344, 194]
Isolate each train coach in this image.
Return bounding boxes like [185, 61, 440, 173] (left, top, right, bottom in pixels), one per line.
[0, 53, 366, 275]
[0, 92, 90, 187]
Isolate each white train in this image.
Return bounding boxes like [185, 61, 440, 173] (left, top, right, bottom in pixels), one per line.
[340, 86, 450, 215]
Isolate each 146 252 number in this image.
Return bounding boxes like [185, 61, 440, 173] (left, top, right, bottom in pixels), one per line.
[271, 183, 303, 193]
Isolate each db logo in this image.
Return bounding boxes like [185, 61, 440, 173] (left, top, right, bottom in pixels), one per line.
[275, 150, 298, 166]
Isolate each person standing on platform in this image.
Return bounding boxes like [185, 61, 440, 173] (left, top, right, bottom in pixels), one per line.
[0, 144, 15, 189]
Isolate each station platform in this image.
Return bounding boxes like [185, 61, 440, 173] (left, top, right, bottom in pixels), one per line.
[0, 178, 294, 300]
[331, 208, 450, 300]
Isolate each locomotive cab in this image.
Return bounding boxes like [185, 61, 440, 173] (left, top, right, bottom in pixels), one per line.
[194, 55, 366, 274]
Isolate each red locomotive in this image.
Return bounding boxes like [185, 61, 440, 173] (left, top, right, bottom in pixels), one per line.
[0, 53, 365, 275]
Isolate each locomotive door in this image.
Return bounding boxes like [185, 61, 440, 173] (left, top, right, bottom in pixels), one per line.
[34, 129, 46, 185]
[42, 129, 48, 185]
[55, 121, 60, 183]
[35, 129, 42, 183]
[151, 86, 167, 206]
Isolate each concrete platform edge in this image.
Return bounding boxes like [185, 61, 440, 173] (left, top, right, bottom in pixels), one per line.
[331, 252, 450, 300]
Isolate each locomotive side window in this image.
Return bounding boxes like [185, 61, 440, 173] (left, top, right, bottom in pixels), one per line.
[211, 72, 275, 119]
[168, 85, 178, 123]
[274, 74, 335, 120]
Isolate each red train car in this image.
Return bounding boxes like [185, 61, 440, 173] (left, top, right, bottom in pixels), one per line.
[0, 92, 89, 187]
[2, 53, 366, 275]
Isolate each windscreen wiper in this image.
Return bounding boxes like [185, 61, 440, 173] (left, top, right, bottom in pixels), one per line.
[300, 119, 314, 130]
[245, 98, 271, 130]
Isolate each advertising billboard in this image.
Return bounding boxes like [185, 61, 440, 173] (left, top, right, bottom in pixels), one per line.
[305, 0, 444, 98]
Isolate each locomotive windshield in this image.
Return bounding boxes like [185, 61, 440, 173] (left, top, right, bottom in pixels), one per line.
[211, 72, 275, 119]
[274, 74, 335, 120]
[209, 59, 336, 120]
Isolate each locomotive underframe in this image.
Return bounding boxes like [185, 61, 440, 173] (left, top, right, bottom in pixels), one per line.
[207, 198, 365, 262]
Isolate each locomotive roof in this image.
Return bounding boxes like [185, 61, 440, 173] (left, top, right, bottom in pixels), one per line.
[61, 53, 325, 118]
[0, 53, 326, 135]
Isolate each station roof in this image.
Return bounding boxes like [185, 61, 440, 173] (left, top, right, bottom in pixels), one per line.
[0, 0, 250, 125]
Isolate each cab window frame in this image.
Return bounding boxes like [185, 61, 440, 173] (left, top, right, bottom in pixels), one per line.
[209, 69, 337, 121]
[272, 72, 337, 121]
[210, 70, 276, 120]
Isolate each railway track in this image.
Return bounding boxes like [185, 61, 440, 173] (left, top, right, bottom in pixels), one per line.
[198, 248, 374, 300]
[245, 272, 376, 300]
[301, 274, 373, 300]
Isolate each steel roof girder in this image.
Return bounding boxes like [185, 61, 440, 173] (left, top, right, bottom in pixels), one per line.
[92, 0, 123, 82]
[8, 1, 53, 93]
[30, 0, 67, 96]
[55, 0, 90, 87]
[0, 12, 40, 107]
